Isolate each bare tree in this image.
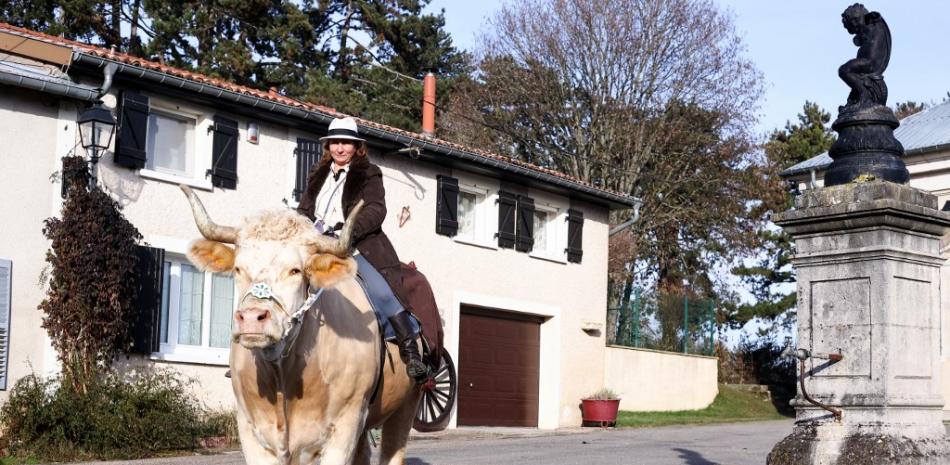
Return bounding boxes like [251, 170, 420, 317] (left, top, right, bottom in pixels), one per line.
[444, 0, 766, 298]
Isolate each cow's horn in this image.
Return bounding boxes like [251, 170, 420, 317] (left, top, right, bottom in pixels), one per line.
[333, 199, 364, 256]
[179, 184, 238, 244]
[308, 200, 364, 257]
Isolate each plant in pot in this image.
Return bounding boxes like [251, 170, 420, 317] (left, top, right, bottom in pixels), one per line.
[581, 388, 621, 427]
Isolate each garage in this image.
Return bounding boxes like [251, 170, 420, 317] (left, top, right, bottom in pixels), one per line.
[457, 306, 542, 427]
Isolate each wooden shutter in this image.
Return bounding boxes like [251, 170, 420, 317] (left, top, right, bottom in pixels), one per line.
[566, 208, 584, 263]
[129, 246, 164, 354]
[436, 175, 459, 236]
[209, 116, 239, 189]
[515, 196, 535, 252]
[0, 260, 10, 390]
[496, 191, 517, 248]
[294, 138, 321, 201]
[114, 90, 149, 169]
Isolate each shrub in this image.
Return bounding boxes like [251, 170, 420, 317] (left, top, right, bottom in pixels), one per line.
[584, 388, 620, 400]
[0, 369, 211, 461]
[40, 156, 142, 391]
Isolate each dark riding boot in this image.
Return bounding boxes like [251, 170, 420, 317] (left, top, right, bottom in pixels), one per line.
[389, 312, 427, 383]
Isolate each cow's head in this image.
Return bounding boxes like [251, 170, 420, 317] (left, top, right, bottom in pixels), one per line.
[179, 185, 361, 349]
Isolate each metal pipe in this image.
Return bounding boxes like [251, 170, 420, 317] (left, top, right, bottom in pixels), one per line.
[0, 65, 99, 102]
[421, 72, 435, 136]
[786, 348, 843, 421]
[609, 199, 643, 236]
[96, 62, 117, 99]
[73, 53, 638, 209]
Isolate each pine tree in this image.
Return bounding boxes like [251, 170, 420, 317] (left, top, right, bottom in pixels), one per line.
[305, 0, 470, 131]
[730, 102, 835, 327]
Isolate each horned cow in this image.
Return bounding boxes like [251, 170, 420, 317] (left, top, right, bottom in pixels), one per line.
[180, 185, 421, 465]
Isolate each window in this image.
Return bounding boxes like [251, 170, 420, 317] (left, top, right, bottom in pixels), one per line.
[529, 202, 567, 263]
[156, 257, 235, 364]
[458, 191, 479, 239]
[533, 210, 551, 252]
[455, 183, 495, 248]
[145, 109, 196, 177]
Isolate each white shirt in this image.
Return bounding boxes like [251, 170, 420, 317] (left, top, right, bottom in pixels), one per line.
[313, 164, 349, 233]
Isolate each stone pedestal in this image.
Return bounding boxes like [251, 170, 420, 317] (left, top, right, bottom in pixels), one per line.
[769, 181, 950, 465]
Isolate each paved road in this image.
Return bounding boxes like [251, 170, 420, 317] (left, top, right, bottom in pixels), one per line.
[59, 420, 794, 465]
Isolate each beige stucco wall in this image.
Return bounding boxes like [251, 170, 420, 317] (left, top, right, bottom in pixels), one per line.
[0, 88, 69, 403]
[1, 86, 614, 427]
[603, 346, 718, 411]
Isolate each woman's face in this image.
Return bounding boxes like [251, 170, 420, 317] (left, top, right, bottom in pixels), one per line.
[328, 139, 358, 166]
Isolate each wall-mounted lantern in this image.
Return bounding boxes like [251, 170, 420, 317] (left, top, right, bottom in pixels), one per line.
[77, 101, 116, 186]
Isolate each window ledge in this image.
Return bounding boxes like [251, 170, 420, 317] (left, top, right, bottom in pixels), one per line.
[151, 344, 229, 366]
[529, 252, 567, 264]
[139, 168, 214, 191]
[453, 236, 498, 250]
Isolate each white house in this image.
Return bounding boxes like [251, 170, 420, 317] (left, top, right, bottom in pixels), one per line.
[0, 22, 718, 428]
[783, 102, 950, 421]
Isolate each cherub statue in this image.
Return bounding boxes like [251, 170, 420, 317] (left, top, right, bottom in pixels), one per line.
[838, 3, 891, 110]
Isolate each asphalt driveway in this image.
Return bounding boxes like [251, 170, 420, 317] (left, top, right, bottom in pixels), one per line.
[58, 419, 794, 465]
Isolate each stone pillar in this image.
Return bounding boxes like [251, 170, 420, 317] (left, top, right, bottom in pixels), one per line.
[768, 181, 950, 465]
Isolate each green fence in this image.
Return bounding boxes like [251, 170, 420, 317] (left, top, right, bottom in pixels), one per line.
[606, 289, 716, 356]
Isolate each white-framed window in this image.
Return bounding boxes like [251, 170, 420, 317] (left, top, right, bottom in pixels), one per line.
[454, 182, 496, 248]
[146, 108, 195, 176]
[530, 201, 567, 263]
[138, 100, 213, 190]
[155, 256, 235, 365]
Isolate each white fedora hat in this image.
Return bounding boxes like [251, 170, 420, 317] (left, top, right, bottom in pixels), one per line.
[320, 117, 365, 142]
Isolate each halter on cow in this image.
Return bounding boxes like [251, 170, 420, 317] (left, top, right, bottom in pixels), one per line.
[180, 185, 421, 465]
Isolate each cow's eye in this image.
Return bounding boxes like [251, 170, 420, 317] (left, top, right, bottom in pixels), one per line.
[233, 267, 242, 276]
[289, 268, 301, 276]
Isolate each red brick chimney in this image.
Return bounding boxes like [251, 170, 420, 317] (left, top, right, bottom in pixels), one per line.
[422, 72, 436, 137]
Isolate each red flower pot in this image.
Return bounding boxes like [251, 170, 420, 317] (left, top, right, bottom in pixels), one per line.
[581, 398, 620, 425]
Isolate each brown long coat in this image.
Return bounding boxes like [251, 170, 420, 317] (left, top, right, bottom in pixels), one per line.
[296, 155, 410, 308]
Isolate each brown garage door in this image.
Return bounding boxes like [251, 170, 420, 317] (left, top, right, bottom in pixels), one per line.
[457, 306, 541, 427]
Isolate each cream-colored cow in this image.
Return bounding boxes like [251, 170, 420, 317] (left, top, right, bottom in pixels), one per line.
[180, 185, 420, 465]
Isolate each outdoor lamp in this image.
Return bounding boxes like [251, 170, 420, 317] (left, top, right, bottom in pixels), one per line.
[78, 101, 116, 163]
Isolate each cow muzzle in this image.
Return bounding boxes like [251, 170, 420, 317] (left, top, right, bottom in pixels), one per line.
[233, 304, 282, 348]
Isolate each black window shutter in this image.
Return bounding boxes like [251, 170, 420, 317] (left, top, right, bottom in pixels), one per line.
[209, 116, 239, 189]
[294, 138, 321, 201]
[515, 196, 535, 252]
[566, 208, 584, 263]
[129, 245, 164, 354]
[496, 191, 517, 248]
[436, 175, 459, 236]
[114, 91, 149, 169]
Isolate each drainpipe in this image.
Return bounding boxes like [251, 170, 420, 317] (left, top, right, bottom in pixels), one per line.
[421, 72, 436, 137]
[608, 198, 643, 236]
[96, 62, 118, 99]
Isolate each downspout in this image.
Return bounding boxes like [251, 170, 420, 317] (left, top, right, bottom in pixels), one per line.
[96, 62, 118, 99]
[609, 199, 643, 236]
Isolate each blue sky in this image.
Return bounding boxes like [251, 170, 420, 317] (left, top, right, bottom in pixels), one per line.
[428, 0, 950, 136]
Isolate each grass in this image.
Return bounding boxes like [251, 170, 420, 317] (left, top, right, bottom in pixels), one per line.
[0, 458, 43, 465]
[615, 384, 790, 428]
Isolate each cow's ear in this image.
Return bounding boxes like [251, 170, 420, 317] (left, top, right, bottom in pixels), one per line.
[187, 239, 235, 272]
[305, 254, 357, 289]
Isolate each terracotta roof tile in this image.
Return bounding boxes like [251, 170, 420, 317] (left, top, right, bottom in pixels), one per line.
[0, 21, 632, 201]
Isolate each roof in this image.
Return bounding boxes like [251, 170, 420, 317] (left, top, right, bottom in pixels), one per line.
[0, 22, 638, 208]
[781, 101, 950, 177]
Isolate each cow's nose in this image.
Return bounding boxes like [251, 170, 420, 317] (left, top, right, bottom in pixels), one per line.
[236, 307, 271, 323]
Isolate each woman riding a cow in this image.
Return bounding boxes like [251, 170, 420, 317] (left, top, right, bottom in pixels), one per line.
[297, 116, 427, 382]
